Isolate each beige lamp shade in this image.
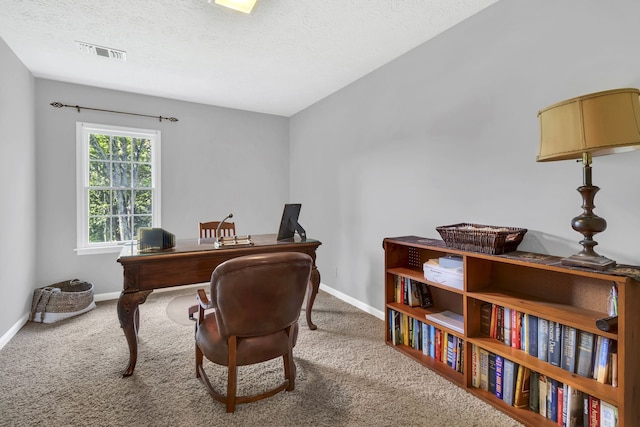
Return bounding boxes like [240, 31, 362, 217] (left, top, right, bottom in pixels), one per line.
[537, 88, 640, 162]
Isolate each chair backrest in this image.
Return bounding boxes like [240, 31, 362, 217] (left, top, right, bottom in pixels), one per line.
[199, 221, 236, 238]
[210, 252, 312, 338]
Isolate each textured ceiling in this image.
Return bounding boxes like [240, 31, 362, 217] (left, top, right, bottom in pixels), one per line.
[0, 0, 497, 116]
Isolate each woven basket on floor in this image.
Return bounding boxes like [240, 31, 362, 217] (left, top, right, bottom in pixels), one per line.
[30, 279, 95, 323]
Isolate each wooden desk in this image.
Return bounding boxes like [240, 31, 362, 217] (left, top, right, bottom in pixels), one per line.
[116, 234, 321, 377]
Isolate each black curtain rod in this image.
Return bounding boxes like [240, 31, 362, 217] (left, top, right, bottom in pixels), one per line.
[50, 102, 178, 122]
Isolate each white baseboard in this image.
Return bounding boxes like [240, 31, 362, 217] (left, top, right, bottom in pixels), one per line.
[1, 282, 380, 350]
[0, 313, 29, 351]
[319, 283, 384, 320]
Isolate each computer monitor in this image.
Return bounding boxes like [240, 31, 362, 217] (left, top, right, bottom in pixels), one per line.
[276, 203, 306, 241]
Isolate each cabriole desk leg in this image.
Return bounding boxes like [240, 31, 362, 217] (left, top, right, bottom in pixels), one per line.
[306, 267, 321, 330]
[117, 290, 152, 377]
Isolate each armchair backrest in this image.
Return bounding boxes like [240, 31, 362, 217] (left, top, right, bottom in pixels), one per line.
[209, 252, 312, 338]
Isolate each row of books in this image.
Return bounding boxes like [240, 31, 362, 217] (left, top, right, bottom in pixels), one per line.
[481, 302, 617, 385]
[471, 345, 618, 426]
[394, 276, 433, 308]
[388, 309, 464, 374]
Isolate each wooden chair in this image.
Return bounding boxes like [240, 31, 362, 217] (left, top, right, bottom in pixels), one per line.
[199, 221, 236, 239]
[188, 220, 238, 320]
[194, 252, 312, 413]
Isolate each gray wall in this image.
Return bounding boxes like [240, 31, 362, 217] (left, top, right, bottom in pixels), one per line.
[289, 0, 640, 312]
[34, 80, 290, 297]
[0, 38, 36, 341]
[3, 0, 640, 341]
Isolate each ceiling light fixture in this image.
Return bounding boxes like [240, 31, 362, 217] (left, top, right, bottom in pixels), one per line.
[211, 0, 258, 14]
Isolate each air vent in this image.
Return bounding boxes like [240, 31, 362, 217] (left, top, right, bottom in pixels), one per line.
[75, 41, 127, 61]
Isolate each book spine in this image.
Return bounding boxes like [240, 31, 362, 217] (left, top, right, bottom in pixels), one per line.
[538, 318, 549, 362]
[589, 395, 600, 427]
[528, 370, 539, 412]
[497, 306, 504, 342]
[480, 302, 492, 336]
[549, 379, 558, 422]
[600, 400, 618, 427]
[511, 308, 518, 348]
[503, 359, 515, 406]
[558, 383, 565, 426]
[495, 355, 504, 399]
[561, 325, 577, 373]
[490, 304, 498, 339]
[488, 352, 497, 394]
[539, 374, 548, 418]
[576, 330, 595, 378]
[503, 307, 511, 346]
[528, 314, 538, 358]
[548, 321, 562, 367]
[596, 337, 610, 384]
[521, 313, 528, 353]
[479, 348, 489, 390]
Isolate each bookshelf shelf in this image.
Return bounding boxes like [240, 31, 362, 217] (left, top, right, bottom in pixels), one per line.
[384, 236, 640, 427]
[467, 291, 618, 340]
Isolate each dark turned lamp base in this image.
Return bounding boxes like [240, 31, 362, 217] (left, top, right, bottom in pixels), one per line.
[561, 252, 616, 271]
[562, 163, 616, 271]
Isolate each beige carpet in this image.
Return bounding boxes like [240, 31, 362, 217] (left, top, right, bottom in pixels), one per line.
[0, 288, 522, 427]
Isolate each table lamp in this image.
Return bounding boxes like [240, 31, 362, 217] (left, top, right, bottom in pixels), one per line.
[537, 88, 640, 270]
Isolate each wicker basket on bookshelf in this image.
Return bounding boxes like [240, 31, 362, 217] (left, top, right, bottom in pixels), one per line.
[436, 223, 527, 255]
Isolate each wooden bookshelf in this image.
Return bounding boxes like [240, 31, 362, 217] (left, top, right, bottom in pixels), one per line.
[384, 236, 640, 427]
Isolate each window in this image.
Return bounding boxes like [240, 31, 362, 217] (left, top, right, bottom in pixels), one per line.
[76, 122, 161, 254]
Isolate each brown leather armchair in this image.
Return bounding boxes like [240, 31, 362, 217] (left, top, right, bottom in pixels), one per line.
[194, 251, 313, 413]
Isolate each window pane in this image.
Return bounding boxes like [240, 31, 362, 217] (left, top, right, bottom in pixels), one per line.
[89, 189, 111, 216]
[89, 134, 110, 160]
[134, 190, 152, 214]
[112, 189, 132, 215]
[112, 162, 131, 188]
[112, 215, 133, 241]
[134, 163, 152, 187]
[112, 136, 131, 161]
[132, 138, 152, 163]
[89, 161, 110, 186]
[89, 216, 110, 243]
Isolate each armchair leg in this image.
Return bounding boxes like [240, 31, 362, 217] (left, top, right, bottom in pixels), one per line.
[188, 304, 198, 320]
[195, 343, 203, 379]
[283, 351, 296, 391]
[227, 337, 238, 413]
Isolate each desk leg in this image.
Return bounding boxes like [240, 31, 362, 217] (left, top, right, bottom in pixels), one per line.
[117, 290, 152, 377]
[306, 267, 321, 330]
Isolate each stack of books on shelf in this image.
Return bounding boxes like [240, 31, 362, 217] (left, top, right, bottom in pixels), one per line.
[394, 276, 433, 308]
[480, 302, 618, 386]
[388, 309, 464, 374]
[471, 345, 619, 426]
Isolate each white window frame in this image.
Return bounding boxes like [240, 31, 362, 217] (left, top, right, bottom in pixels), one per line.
[76, 122, 161, 255]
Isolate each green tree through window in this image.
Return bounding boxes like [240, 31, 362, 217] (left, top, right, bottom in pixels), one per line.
[77, 123, 161, 253]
